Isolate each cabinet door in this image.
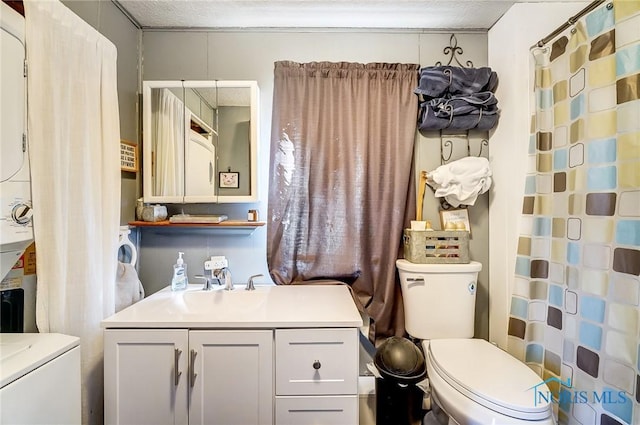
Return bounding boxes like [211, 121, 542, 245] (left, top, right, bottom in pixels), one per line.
[104, 329, 189, 425]
[189, 330, 273, 425]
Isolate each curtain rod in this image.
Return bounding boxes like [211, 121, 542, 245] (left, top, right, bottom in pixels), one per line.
[534, 0, 606, 48]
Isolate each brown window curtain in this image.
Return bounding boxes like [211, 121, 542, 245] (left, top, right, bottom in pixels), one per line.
[267, 61, 418, 344]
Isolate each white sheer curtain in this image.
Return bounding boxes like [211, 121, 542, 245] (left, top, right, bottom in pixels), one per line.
[25, 1, 121, 423]
[153, 88, 185, 196]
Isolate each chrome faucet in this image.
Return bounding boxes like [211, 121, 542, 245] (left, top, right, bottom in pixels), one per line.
[246, 274, 264, 291]
[214, 267, 233, 291]
[194, 270, 216, 291]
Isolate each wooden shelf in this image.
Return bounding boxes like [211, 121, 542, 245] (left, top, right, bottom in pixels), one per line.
[129, 220, 265, 228]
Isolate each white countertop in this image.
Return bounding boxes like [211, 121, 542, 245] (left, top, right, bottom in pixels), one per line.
[102, 284, 363, 329]
[0, 333, 80, 388]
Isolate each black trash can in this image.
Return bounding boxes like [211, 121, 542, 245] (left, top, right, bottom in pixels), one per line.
[374, 336, 427, 425]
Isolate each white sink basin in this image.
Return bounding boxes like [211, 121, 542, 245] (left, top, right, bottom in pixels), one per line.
[102, 283, 363, 329]
[181, 285, 269, 319]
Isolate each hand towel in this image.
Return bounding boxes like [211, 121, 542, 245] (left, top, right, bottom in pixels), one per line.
[115, 261, 145, 312]
[427, 156, 492, 207]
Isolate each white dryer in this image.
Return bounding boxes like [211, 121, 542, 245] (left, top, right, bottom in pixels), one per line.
[1, 2, 33, 280]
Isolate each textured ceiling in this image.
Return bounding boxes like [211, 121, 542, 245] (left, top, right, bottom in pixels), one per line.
[115, 0, 560, 30]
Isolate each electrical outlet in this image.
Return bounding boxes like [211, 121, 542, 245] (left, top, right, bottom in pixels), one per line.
[209, 256, 228, 269]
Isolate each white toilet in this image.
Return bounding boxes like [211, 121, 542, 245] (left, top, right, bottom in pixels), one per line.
[396, 259, 554, 425]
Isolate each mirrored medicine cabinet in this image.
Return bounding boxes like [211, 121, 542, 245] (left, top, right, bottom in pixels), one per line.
[142, 80, 259, 204]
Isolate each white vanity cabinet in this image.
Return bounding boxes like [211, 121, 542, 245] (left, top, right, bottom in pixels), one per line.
[104, 329, 273, 425]
[102, 284, 363, 425]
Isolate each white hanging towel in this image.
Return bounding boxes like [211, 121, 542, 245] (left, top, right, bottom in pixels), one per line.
[427, 156, 492, 207]
[115, 262, 145, 313]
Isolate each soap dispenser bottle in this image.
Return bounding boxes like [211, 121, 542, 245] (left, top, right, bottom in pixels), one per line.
[171, 252, 188, 291]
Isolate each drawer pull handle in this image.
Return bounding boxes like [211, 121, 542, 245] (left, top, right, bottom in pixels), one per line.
[313, 360, 321, 370]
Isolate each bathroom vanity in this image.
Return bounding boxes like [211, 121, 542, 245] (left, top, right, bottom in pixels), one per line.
[102, 284, 362, 425]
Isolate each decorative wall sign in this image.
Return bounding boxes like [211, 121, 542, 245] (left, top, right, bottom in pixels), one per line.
[439, 208, 471, 234]
[120, 140, 138, 172]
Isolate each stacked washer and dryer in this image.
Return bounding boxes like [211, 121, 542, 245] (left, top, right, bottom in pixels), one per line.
[0, 4, 81, 424]
[1, 1, 33, 281]
[1, 0, 34, 335]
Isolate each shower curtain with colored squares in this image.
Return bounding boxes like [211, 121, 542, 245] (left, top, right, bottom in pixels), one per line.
[507, 2, 640, 425]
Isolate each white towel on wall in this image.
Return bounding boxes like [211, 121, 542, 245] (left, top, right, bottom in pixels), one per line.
[115, 262, 145, 313]
[427, 156, 492, 207]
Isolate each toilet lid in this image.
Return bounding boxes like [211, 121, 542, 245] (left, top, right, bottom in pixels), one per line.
[427, 339, 551, 421]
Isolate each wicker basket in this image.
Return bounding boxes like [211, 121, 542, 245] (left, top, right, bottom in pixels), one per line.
[403, 229, 470, 264]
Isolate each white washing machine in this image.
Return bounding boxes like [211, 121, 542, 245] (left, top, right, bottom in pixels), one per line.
[1, 2, 33, 280]
[0, 333, 81, 424]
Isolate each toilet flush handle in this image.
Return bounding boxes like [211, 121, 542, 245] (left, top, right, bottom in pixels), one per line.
[406, 277, 425, 288]
[468, 282, 477, 294]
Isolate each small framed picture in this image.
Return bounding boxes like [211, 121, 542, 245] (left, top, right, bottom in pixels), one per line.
[219, 171, 239, 188]
[439, 208, 471, 233]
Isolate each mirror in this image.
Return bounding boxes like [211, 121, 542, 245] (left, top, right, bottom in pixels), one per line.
[142, 80, 259, 204]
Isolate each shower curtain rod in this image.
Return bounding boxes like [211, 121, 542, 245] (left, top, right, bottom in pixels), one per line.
[534, 0, 606, 48]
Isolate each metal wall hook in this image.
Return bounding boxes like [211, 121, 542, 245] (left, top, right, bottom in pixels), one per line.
[468, 139, 489, 158]
[441, 139, 454, 164]
[439, 198, 457, 210]
[443, 68, 453, 85]
[441, 136, 488, 164]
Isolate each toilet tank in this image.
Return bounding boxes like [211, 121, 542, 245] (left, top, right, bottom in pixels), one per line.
[396, 260, 481, 340]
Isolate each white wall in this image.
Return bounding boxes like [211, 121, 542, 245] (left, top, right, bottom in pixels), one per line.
[487, 2, 590, 349]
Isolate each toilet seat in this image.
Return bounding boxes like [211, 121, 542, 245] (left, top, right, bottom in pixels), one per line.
[426, 339, 551, 421]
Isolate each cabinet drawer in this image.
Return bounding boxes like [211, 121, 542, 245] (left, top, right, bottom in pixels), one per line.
[275, 395, 358, 425]
[275, 328, 358, 396]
